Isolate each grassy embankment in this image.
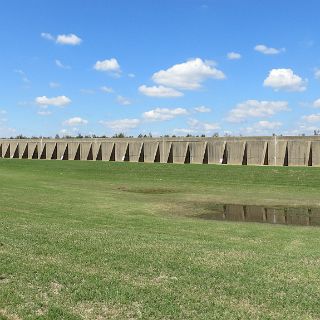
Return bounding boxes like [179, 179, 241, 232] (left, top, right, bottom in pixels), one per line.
[1, 159, 320, 319]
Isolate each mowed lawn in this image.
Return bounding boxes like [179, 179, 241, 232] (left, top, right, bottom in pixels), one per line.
[1, 160, 320, 319]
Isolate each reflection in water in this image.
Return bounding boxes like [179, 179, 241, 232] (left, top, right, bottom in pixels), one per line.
[197, 204, 320, 226]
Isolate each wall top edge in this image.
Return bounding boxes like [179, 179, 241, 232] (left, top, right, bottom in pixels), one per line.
[0, 136, 320, 143]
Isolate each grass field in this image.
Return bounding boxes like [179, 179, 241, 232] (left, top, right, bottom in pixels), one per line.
[1, 159, 320, 319]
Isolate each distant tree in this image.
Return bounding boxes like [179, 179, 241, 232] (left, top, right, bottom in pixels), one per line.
[212, 132, 219, 137]
[201, 134, 206, 137]
[112, 133, 125, 138]
[55, 134, 60, 139]
[76, 133, 83, 139]
[314, 130, 320, 136]
[148, 132, 153, 138]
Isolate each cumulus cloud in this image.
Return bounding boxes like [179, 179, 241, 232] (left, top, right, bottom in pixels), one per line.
[100, 119, 140, 131]
[315, 69, 320, 79]
[56, 34, 82, 45]
[227, 52, 241, 60]
[94, 58, 121, 74]
[41, 33, 82, 45]
[188, 118, 220, 132]
[194, 106, 211, 113]
[263, 68, 307, 92]
[302, 114, 320, 123]
[35, 95, 71, 107]
[117, 95, 131, 105]
[256, 120, 282, 129]
[227, 100, 289, 123]
[138, 85, 183, 98]
[313, 99, 320, 108]
[143, 108, 188, 121]
[63, 117, 88, 126]
[55, 59, 71, 69]
[152, 58, 225, 90]
[100, 86, 114, 93]
[254, 44, 285, 55]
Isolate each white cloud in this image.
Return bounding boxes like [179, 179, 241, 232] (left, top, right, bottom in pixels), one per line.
[313, 99, 320, 108]
[302, 114, 320, 123]
[243, 121, 282, 135]
[80, 89, 95, 94]
[117, 95, 131, 105]
[63, 117, 88, 126]
[315, 69, 320, 79]
[35, 95, 71, 107]
[128, 73, 135, 78]
[256, 120, 282, 129]
[49, 82, 60, 88]
[41, 32, 54, 41]
[37, 110, 52, 116]
[254, 44, 285, 55]
[227, 52, 241, 60]
[194, 106, 211, 113]
[100, 119, 140, 131]
[94, 58, 121, 74]
[263, 68, 307, 92]
[100, 86, 114, 93]
[56, 34, 82, 45]
[227, 100, 289, 123]
[143, 108, 188, 121]
[14, 69, 30, 84]
[41, 33, 82, 45]
[152, 58, 225, 90]
[188, 118, 220, 131]
[173, 128, 196, 134]
[138, 85, 183, 98]
[55, 59, 71, 69]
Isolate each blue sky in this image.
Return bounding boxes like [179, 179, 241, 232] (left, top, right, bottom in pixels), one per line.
[1, 0, 320, 137]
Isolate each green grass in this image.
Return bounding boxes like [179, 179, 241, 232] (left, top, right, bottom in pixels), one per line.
[1, 159, 320, 319]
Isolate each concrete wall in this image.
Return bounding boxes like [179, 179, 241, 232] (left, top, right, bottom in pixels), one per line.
[1, 136, 320, 166]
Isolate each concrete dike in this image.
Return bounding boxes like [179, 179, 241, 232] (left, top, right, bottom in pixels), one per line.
[0, 136, 319, 166]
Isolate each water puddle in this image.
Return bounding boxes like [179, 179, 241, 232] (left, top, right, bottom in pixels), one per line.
[196, 204, 320, 226]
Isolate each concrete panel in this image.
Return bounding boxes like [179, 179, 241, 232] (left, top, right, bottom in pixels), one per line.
[159, 141, 172, 163]
[100, 142, 114, 161]
[80, 142, 92, 160]
[38, 142, 46, 159]
[247, 141, 267, 165]
[57, 142, 68, 160]
[115, 141, 129, 161]
[28, 142, 38, 159]
[224, 205, 245, 221]
[19, 142, 28, 159]
[91, 141, 101, 160]
[143, 141, 159, 163]
[268, 139, 288, 166]
[266, 208, 286, 224]
[288, 140, 310, 166]
[245, 206, 266, 222]
[46, 142, 57, 159]
[1, 142, 10, 158]
[189, 142, 206, 164]
[286, 208, 310, 226]
[68, 142, 80, 160]
[226, 141, 246, 165]
[128, 141, 143, 162]
[207, 141, 225, 164]
[9, 142, 19, 158]
[311, 141, 320, 166]
[172, 142, 189, 164]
